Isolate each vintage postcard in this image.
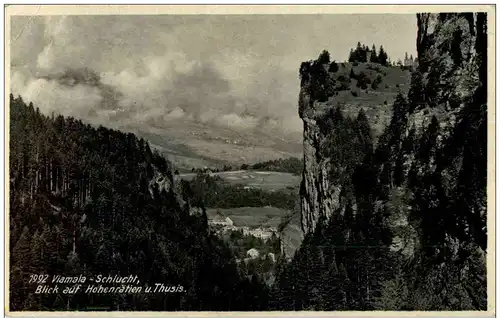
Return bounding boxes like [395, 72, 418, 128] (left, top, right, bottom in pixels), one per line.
[4, 4, 496, 316]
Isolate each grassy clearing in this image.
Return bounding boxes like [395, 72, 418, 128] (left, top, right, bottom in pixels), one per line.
[180, 170, 301, 191]
[332, 62, 412, 137]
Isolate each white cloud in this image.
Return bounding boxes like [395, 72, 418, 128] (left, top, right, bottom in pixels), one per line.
[10, 14, 417, 138]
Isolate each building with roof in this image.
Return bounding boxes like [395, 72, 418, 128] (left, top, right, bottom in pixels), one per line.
[246, 248, 260, 259]
[404, 54, 418, 69]
[208, 215, 233, 227]
[242, 227, 278, 240]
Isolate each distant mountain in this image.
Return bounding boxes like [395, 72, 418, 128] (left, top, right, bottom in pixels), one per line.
[123, 120, 304, 172]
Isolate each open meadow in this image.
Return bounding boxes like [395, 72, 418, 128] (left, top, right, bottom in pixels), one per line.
[179, 170, 301, 191]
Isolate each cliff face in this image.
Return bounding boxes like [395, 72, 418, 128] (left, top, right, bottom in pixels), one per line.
[299, 12, 487, 238]
[410, 13, 486, 135]
[299, 84, 341, 233]
[407, 13, 488, 252]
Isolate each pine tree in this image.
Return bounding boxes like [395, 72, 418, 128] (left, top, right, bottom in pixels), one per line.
[329, 60, 339, 72]
[349, 68, 356, 79]
[408, 70, 426, 113]
[318, 50, 330, 64]
[348, 48, 355, 62]
[370, 44, 378, 63]
[356, 109, 373, 154]
[361, 45, 368, 62]
[378, 45, 388, 66]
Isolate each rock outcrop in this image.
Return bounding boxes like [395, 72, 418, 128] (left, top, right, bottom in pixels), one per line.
[299, 83, 341, 233]
[411, 13, 487, 134]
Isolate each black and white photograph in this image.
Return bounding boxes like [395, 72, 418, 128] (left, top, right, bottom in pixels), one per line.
[5, 4, 495, 313]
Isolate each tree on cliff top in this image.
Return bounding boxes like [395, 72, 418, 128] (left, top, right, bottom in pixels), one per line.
[329, 61, 339, 73]
[370, 44, 378, 63]
[318, 50, 331, 65]
[378, 45, 389, 66]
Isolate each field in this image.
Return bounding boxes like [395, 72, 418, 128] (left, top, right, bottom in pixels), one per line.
[179, 170, 301, 191]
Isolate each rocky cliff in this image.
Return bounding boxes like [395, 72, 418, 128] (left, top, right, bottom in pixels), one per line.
[409, 13, 486, 136]
[275, 12, 488, 311]
[299, 87, 339, 233]
[299, 12, 488, 242]
[407, 12, 487, 253]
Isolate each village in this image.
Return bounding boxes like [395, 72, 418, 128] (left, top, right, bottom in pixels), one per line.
[209, 215, 278, 239]
[208, 215, 280, 265]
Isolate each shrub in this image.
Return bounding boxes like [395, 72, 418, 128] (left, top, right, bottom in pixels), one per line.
[351, 90, 358, 97]
[337, 75, 351, 91]
[367, 64, 382, 72]
[308, 59, 335, 102]
[329, 61, 339, 72]
[349, 68, 356, 79]
[356, 71, 371, 89]
[371, 74, 383, 90]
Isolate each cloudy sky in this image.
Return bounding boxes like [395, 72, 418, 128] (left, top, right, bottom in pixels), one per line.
[10, 14, 417, 136]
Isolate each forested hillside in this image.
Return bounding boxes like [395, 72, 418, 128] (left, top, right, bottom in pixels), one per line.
[248, 157, 303, 175]
[9, 95, 269, 311]
[186, 172, 296, 210]
[272, 12, 488, 310]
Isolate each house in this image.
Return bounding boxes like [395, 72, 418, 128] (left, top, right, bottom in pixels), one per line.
[246, 248, 260, 259]
[253, 228, 272, 240]
[208, 215, 233, 227]
[242, 227, 278, 240]
[404, 54, 418, 69]
[208, 215, 226, 226]
[222, 225, 237, 233]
